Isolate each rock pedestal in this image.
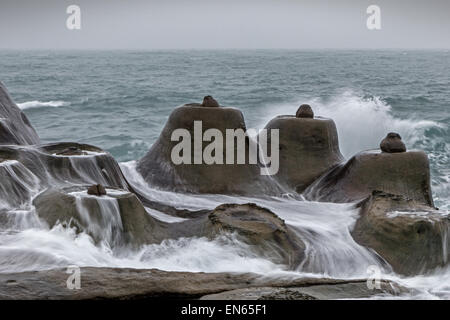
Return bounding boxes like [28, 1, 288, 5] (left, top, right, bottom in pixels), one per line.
[137, 102, 278, 195]
[262, 113, 343, 193]
[304, 150, 434, 206]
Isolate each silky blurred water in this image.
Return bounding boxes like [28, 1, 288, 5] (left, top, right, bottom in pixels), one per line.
[1, 50, 448, 209]
[1, 50, 450, 298]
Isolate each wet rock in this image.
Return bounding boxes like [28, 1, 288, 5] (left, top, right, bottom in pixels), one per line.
[0, 81, 40, 145]
[0, 267, 409, 299]
[352, 191, 450, 276]
[304, 150, 434, 206]
[296, 104, 314, 118]
[137, 104, 279, 195]
[202, 95, 220, 107]
[0, 143, 130, 202]
[200, 203, 306, 268]
[56, 146, 87, 156]
[33, 187, 167, 247]
[380, 132, 406, 153]
[201, 280, 407, 300]
[87, 184, 107, 196]
[261, 114, 343, 192]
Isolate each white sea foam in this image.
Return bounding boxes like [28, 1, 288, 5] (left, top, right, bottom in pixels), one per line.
[257, 90, 441, 158]
[17, 100, 70, 110]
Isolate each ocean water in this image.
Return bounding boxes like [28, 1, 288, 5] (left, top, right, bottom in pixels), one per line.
[2, 50, 449, 208]
[1, 50, 450, 298]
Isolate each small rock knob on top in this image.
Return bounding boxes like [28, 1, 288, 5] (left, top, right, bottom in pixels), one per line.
[380, 132, 407, 153]
[296, 104, 314, 118]
[87, 184, 107, 196]
[202, 96, 220, 107]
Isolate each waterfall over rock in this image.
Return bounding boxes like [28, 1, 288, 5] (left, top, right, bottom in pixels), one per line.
[32, 186, 166, 248]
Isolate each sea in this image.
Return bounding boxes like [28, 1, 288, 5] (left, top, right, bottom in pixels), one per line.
[0, 50, 449, 298]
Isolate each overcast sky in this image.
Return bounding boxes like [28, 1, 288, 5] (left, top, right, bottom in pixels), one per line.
[0, 0, 449, 49]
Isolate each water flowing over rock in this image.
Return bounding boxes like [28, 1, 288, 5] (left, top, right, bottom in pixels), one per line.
[261, 114, 343, 192]
[33, 187, 167, 247]
[201, 203, 306, 268]
[0, 143, 130, 211]
[0, 81, 40, 145]
[137, 103, 280, 195]
[87, 184, 107, 196]
[304, 150, 434, 206]
[352, 191, 450, 276]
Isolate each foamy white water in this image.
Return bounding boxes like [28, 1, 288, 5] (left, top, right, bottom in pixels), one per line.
[256, 91, 441, 158]
[1, 83, 449, 298]
[17, 100, 70, 110]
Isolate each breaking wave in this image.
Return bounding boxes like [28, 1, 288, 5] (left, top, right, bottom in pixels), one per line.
[17, 100, 70, 110]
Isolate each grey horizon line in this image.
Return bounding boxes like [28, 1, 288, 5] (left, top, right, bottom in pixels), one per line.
[1, 47, 449, 51]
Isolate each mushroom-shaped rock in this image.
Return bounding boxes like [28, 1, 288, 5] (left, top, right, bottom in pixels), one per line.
[304, 150, 434, 206]
[296, 104, 314, 118]
[261, 114, 343, 192]
[0, 142, 130, 209]
[87, 184, 107, 196]
[0, 81, 40, 145]
[33, 187, 167, 247]
[137, 104, 279, 195]
[380, 132, 406, 153]
[202, 96, 220, 107]
[352, 191, 450, 275]
[202, 203, 305, 268]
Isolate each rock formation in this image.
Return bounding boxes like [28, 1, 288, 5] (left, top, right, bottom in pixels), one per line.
[304, 149, 434, 206]
[0, 267, 406, 300]
[352, 191, 449, 275]
[202, 95, 220, 107]
[0, 81, 40, 145]
[33, 186, 167, 247]
[261, 107, 343, 192]
[0, 81, 445, 295]
[380, 132, 407, 153]
[295, 104, 314, 118]
[0, 142, 131, 211]
[202, 203, 305, 268]
[87, 184, 107, 196]
[137, 101, 279, 195]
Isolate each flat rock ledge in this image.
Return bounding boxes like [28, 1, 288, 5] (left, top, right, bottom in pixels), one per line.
[0, 267, 409, 300]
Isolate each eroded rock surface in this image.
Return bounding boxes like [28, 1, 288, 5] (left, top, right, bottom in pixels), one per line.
[137, 103, 279, 195]
[0, 81, 40, 145]
[380, 132, 406, 153]
[352, 191, 450, 275]
[304, 150, 434, 206]
[262, 114, 343, 192]
[0, 267, 409, 300]
[295, 104, 314, 118]
[33, 187, 168, 247]
[201, 203, 305, 268]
